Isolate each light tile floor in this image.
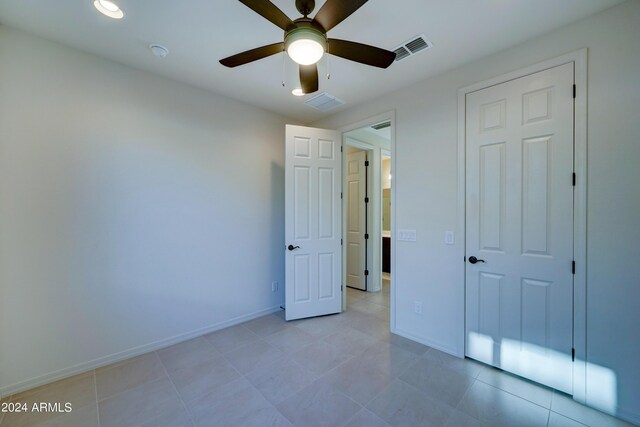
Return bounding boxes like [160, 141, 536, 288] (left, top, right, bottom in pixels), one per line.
[1, 280, 636, 426]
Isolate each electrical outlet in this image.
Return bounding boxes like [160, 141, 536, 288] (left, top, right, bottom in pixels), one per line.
[271, 281, 278, 292]
[414, 301, 423, 315]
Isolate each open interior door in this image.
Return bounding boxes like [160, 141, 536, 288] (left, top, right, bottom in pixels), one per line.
[346, 150, 367, 290]
[285, 125, 342, 320]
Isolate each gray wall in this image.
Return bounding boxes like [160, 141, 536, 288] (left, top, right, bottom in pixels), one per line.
[0, 26, 290, 395]
[313, 1, 640, 423]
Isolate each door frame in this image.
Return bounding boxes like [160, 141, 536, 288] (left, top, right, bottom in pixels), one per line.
[340, 111, 396, 331]
[457, 49, 587, 402]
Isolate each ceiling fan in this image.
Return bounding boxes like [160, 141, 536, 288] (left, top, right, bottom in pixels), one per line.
[220, 0, 396, 95]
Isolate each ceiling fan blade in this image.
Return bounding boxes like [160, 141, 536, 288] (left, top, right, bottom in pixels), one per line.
[238, 0, 294, 31]
[299, 64, 319, 94]
[312, 0, 368, 32]
[328, 39, 396, 69]
[220, 42, 285, 68]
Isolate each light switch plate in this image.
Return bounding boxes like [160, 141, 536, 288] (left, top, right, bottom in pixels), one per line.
[397, 229, 417, 242]
[445, 231, 455, 245]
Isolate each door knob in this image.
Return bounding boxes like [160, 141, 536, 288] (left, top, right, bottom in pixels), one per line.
[468, 256, 486, 264]
[287, 245, 300, 251]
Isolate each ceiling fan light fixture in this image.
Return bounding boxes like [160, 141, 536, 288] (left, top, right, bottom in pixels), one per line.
[93, 0, 124, 19]
[285, 27, 326, 66]
[292, 88, 305, 96]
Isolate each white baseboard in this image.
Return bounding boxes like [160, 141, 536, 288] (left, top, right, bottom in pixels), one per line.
[1, 305, 282, 397]
[391, 327, 461, 357]
[612, 406, 640, 426]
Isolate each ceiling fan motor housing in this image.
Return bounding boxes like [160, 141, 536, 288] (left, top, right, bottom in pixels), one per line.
[295, 0, 315, 16]
[285, 22, 326, 48]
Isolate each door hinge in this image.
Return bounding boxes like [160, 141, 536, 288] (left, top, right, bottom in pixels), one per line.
[572, 348, 576, 361]
[364, 233, 369, 240]
[341, 238, 343, 245]
[573, 84, 576, 99]
[341, 146, 343, 152]
[573, 173, 576, 187]
[341, 285, 343, 291]
[364, 269, 369, 276]
[364, 197, 369, 203]
[341, 192, 343, 199]
[364, 160, 370, 167]
[572, 261, 576, 275]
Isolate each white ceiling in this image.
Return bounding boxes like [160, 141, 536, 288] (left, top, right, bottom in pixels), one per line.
[0, 0, 623, 122]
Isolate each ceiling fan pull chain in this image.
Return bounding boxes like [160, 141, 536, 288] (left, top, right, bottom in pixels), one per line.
[282, 51, 286, 87]
[326, 50, 331, 80]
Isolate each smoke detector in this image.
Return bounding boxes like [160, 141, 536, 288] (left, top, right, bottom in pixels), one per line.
[149, 44, 169, 58]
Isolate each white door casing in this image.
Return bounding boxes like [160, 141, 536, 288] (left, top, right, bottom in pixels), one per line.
[465, 63, 575, 393]
[346, 150, 367, 290]
[285, 125, 342, 321]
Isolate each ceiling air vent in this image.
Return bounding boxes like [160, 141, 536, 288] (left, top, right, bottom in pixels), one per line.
[394, 34, 433, 62]
[305, 92, 345, 112]
[393, 46, 411, 61]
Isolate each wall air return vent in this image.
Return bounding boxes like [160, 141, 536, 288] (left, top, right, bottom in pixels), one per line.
[393, 34, 433, 62]
[305, 92, 345, 112]
[371, 121, 391, 130]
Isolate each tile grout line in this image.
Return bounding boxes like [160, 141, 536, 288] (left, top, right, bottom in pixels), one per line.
[92, 369, 100, 427]
[204, 325, 263, 356]
[549, 390, 623, 427]
[546, 409, 551, 427]
[327, 386, 364, 427]
[339, 410, 364, 427]
[478, 379, 553, 412]
[319, 328, 425, 423]
[94, 368, 167, 404]
[214, 337, 299, 426]
[234, 342, 313, 408]
[235, 316, 369, 423]
[156, 350, 198, 427]
[474, 373, 553, 409]
[239, 370, 293, 425]
[225, 309, 392, 425]
[193, 335, 293, 422]
[357, 369, 395, 411]
[548, 409, 591, 427]
[456, 379, 555, 425]
[394, 349, 422, 379]
[392, 365, 473, 426]
[454, 378, 484, 421]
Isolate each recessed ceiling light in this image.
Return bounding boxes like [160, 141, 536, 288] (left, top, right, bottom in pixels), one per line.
[292, 88, 305, 97]
[93, 0, 124, 19]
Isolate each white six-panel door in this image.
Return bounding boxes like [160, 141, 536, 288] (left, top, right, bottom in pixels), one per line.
[465, 63, 575, 393]
[346, 150, 367, 290]
[285, 125, 342, 321]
